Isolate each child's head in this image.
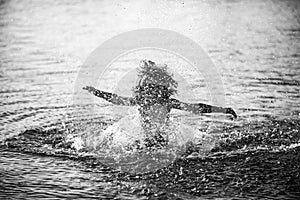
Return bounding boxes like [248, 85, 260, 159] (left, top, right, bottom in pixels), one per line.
[133, 60, 178, 105]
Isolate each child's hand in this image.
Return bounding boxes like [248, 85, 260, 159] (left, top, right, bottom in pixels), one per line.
[226, 107, 237, 119]
[83, 86, 96, 93]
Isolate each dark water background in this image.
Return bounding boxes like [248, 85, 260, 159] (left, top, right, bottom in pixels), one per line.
[0, 0, 300, 199]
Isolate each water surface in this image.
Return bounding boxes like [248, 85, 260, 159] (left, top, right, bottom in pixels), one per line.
[0, 0, 299, 199]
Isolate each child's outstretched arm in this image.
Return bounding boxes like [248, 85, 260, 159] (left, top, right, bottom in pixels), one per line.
[83, 86, 136, 106]
[170, 98, 237, 118]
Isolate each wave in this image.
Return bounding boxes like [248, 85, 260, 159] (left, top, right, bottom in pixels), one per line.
[1, 118, 300, 197]
[1, 118, 299, 167]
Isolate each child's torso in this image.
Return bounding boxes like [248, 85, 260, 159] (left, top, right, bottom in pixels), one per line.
[138, 102, 171, 132]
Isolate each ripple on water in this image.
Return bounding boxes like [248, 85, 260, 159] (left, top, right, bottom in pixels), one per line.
[1, 0, 300, 199]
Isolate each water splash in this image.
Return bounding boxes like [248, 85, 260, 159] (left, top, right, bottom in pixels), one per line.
[65, 107, 219, 173]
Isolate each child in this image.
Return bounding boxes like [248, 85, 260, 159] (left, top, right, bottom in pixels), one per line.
[83, 60, 237, 149]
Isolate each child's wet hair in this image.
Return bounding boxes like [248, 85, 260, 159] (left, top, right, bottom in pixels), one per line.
[133, 60, 178, 101]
